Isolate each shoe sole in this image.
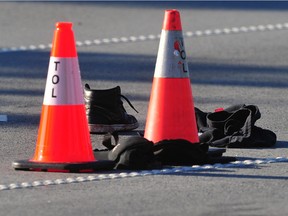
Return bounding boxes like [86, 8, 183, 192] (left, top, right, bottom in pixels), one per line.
[88, 122, 139, 133]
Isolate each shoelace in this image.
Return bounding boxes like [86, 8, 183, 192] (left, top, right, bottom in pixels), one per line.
[120, 95, 139, 113]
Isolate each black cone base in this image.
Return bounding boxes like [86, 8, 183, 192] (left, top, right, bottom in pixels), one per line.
[12, 159, 115, 173]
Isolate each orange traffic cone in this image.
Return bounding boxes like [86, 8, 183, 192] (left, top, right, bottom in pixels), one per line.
[13, 22, 114, 172]
[144, 10, 199, 144]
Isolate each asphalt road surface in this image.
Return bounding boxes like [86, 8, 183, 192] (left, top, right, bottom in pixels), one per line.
[0, 2, 288, 216]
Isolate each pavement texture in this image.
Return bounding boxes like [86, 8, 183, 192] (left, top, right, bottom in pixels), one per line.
[0, 2, 288, 216]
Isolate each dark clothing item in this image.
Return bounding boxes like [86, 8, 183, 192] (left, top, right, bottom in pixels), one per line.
[195, 104, 277, 148]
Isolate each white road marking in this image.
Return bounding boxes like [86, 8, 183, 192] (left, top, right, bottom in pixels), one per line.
[1, 157, 287, 191]
[1, 23, 287, 53]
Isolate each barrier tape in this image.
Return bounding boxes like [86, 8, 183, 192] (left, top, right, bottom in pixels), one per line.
[1, 157, 287, 191]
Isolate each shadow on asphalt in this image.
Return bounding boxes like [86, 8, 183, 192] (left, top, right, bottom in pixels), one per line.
[1, 50, 288, 92]
[166, 170, 288, 180]
[274, 141, 288, 149]
[227, 141, 288, 149]
[2, 50, 288, 135]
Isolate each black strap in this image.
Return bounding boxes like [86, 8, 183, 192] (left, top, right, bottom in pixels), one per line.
[102, 132, 119, 150]
[120, 95, 139, 113]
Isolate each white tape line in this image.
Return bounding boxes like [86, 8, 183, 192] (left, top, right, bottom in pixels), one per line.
[1, 22, 288, 53]
[1, 157, 287, 191]
[0, 115, 8, 122]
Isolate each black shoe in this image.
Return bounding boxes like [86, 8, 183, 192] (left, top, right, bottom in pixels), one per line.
[84, 84, 139, 133]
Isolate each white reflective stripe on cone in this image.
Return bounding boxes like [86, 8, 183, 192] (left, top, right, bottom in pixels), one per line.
[154, 30, 189, 78]
[43, 57, 84, 105]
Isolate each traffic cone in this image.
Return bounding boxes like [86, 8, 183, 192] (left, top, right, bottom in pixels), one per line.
[12, 22, 114, 172]
[144, 10, 199, 144]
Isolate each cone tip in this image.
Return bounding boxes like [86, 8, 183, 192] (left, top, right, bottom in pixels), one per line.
[51, 21, 77, 57]
[56, 22, 73, 30]
[162, 9, 182, 31]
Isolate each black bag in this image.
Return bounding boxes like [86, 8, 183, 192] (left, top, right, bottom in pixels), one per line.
[196, 104, 277, 148]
